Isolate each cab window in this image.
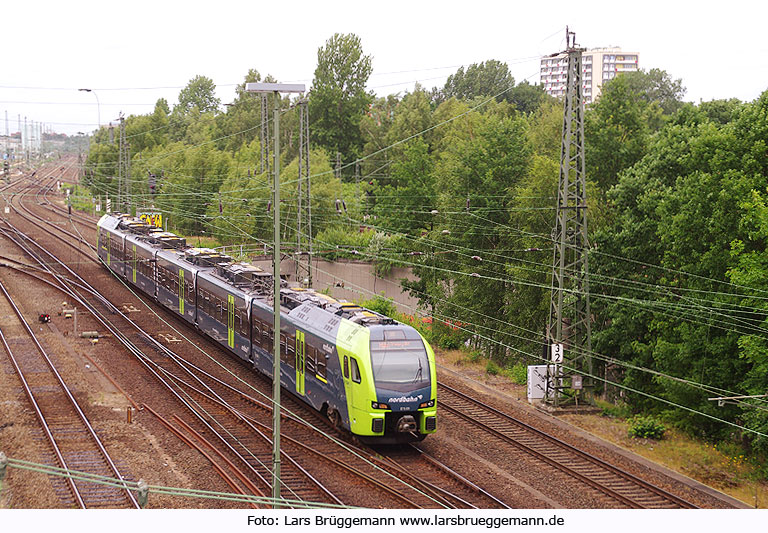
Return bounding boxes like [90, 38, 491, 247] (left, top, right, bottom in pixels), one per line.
[350, 357, 361, 384]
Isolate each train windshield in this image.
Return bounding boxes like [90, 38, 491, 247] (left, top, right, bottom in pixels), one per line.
[370, 338, 430, 391]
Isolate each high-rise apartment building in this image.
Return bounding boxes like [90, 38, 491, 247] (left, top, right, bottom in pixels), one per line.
[540, 47, 639, 104]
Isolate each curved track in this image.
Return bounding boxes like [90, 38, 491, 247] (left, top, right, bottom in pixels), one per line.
[2, 166, 501, 508]
[437, 382, 697, 509]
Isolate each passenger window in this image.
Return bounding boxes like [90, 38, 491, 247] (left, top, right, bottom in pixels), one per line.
[281, 334, 293, 366]
[287, 336, 295, 355]
[343, 356, 349, 379]
[306, 346, 316, 374]
[317, 350, 327, 380]
[350, 357, 361, 384]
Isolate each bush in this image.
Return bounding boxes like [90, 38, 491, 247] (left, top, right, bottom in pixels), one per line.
[314, 227, 374, 260]
[437, 333, 463, 350]
[599, 400, 632, 419]
[466, 350, 483, 363]
[486, 360, 500, 375]
[628, 415, 667, 440]
[510, 362, 527, 385]
[358, 294, 399, 318]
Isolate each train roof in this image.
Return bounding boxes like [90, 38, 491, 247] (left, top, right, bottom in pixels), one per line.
[281, 286, 395, 327]
[98, 213, 185, 248]
[99, 212, 399, 329]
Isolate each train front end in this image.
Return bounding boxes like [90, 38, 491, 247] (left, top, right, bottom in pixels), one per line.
[353, 325, 437, 443]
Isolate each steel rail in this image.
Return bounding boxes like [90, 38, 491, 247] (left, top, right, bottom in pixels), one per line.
[438, 382, 698, 509]
[0, 278, 139, 508]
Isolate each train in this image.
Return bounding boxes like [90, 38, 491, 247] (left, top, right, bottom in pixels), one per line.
[97, 213, 437, 442]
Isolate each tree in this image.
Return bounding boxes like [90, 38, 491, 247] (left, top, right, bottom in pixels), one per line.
[585, 74, 656, 193]
[213, 69, 270, 152]
[176, 75, 221, 114]
[441, 60, 514, 103]
[371, 138, 434, 235]
[309, 33, 373, 169]
[589, 93, 768, 444]
[169, 76, 221, 142]
[425, 111, 532, 359]
[623, 68, 686, 116]
[508, 80, 550, 114]
[125, 99, 170, 152]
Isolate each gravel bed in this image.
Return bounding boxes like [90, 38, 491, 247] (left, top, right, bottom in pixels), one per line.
[1, 162, 745, 509]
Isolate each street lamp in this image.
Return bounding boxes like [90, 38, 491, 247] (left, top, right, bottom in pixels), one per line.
[245, 82, 305, 507]
[78, 88, 101, 129]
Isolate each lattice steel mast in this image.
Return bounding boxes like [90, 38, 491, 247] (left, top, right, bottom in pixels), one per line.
[260, 95, 269, 176]
[117, 113, 130, 213]
[546, 27, 592, 407]
[296, 99, 312, 287]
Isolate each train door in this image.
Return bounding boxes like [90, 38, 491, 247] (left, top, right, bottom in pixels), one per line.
[342, 354, 363, 407]
[227, 294, 235, 349]
[131, 244, 137, 284]
[295, 330, 306, 396]
[179, 269, 185, 315]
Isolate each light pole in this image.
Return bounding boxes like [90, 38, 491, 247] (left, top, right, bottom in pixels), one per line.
[245, 82, 304, 507]
[78, 88, 101, 130]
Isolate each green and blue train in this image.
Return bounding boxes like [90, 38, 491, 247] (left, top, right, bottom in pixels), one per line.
[97, 213, 437, 442]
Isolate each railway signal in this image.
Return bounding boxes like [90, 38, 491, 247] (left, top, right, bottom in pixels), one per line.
[148, 172, 156, 196]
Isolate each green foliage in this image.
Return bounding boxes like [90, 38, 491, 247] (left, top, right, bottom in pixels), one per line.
[175, 75, 220, 115]
[628, 416, 667, 440]
[585, 75, 653, 192]
[310, 33, 373, 166]
[357, 294, 399, 318]
[76, 42, 768, 461]
[510, 362, 528, 385]
[436, 329, 464, 350]
[599, 401, 633, 419]
[486, 360, 500, 376]
[623, 68, 687, 116]
[467, 350, 483, 363]
[441, 60, 514, 103]
[314, 226, 374, 260]
[370, 137, 434, 236]
[592, 89, 768, 452]
[508, 81, 551, 115]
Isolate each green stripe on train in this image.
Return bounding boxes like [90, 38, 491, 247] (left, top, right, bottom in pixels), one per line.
[227, 294, 235, 348]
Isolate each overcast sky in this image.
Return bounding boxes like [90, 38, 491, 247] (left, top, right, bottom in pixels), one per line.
[2, 0, 766, 136]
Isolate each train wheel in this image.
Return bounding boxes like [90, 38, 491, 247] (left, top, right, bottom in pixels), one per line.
[328, 408, 341, 429]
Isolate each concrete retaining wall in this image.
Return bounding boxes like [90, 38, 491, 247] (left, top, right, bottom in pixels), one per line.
[250, 256, 422, 315]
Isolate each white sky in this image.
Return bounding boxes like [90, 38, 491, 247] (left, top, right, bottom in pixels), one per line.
[2, 0, 766, 136]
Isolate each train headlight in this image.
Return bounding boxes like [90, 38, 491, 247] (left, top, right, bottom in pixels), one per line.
[371, 401, 390, 410]
[419, 399, 435, 409]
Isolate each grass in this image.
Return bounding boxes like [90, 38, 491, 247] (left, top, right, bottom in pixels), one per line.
[436, 347, 768, 508]
[182, 235, 220, 249]
[561, 413, 767, 508]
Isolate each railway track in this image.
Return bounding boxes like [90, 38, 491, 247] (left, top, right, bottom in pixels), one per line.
[437, 382, 697, 509]
[2, 172, 497, 508]
[0, 162, 732, 509]
[0, 277, 138, 508]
